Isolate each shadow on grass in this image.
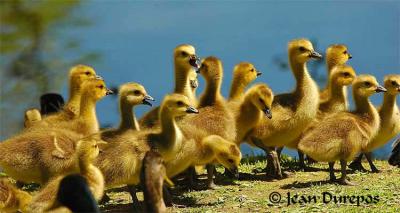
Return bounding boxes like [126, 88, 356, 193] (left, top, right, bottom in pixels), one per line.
[281, 180, 334, 189]
[101, 203, 138, 213]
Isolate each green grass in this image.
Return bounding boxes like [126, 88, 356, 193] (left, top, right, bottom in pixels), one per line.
[101, 156, 400, 212]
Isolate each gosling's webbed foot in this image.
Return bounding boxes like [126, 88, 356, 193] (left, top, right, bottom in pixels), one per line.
[207, 181, 217, 189]
[337, 178, 356, 186]
[371, 167, 380, 173]
[281, 171, 293, 179]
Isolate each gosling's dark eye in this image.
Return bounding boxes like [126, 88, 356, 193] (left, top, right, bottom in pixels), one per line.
[259, 98, 265, 104]
[181, 51, 188, 57]
[299, 47, 306, 52]
[392, 81, 397, 86]
[133, 90, 141, 95]
[364, 82, 371, 87]
[343, 72, 350, 77]
[85, 71, 91, 75]
[177, 101, 184, 106]
[343, 50, 348, 55]
[98, 85, 104, 89]
[228, 159, 234, 163]
[250, 68, 254, 72]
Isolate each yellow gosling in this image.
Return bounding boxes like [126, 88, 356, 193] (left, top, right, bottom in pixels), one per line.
[298, 75, 386, 185]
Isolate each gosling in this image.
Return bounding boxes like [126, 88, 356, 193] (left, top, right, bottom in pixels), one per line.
[298, 75, 386, 185]
[349, 74, 400, 172]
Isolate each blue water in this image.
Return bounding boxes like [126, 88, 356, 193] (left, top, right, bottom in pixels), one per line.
[4, 1, 400, 158]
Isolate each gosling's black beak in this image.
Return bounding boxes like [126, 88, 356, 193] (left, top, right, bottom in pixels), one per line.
[142, 95, 155, 106]
[189, 55, 201, 70]
[309, 51, 323, 59]
[186, 106, 199, 114]
[106, 88, 114, 95]
[263, 107, 272, 119]
[230, 167, 239, 179]
[256, 71, 262, 77]
[375, 85, 387, 93]
[95, 75, 103, 80]
[348, 54, 353, 59]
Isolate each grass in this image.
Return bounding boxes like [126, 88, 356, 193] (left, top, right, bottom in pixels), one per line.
[101, 155, 400, 212]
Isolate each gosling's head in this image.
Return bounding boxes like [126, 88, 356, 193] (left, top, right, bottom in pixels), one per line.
[76, 137, 107, 163]
[81, 79, 113, 101]
[326, 44, 352, 66]
[69, 65, 99, 89]
[383, 74, 400, 96]
[205, 135, 242, 177]
[232, 62, 262, 86]
[24, 108, 41, 126]
[245, 83, 274, 119]
[161, 94, 199, 117]
[288, 38, 322, 64]
[330, 64, 357, 86]
[198, 56, 223, 82]
[353, 75, 387, 98]
[119, 83, 154, 107]
[188, 71, 199, 90]
[174, 44, 200, 71]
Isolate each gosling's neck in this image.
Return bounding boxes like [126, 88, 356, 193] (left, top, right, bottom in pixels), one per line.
[78, 156, 93, 176]
[65, 81, 81, 114]
[158, 108, 180, 149]
[380, 93, 398, 118]
[199, 76, 223, 107]
[236, 100, 262, 143]
[354, 93, 379, 127]
[79, 94, 99, 133]
[119, 101, 139, 131]
[290, 58, 316, 99]
[229, 78, 247, 101]
[326, 57, 339, 74]
[199, 140, 217, 163]
[174, 64, 196, 105]
[326, 83, 348, 108]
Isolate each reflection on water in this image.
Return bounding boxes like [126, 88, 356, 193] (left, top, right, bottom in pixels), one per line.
[0, 0, 100, 138]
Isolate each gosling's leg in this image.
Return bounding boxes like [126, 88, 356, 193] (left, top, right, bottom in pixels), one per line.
[163, 185, 173, 207]
[206, 164, 217, 189]
[298, 151, 310, 171]
[127, 185, 142, 209]
[251, 138, 275, 175]
[306, 155, 317, 164]
[348, 153, 367, 172]
[328, 162, 336, 182]
[277, 147, 283, 162]
[338, 160, 356, 186]
[186, 166, 197, 190]
[365, 152, 380, 173]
